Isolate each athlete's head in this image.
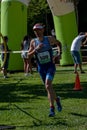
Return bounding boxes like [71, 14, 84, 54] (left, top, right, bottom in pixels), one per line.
[33, 23, 45, 31]
[33, 23, 45, 37]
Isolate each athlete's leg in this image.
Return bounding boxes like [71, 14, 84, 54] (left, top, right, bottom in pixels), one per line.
[45, 78, 56, 107]
[45, 70, 62, 116]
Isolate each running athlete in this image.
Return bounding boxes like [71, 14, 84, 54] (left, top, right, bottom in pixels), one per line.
[28, 23, 62, 117]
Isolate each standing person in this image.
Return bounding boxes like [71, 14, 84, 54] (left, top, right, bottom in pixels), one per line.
[28, 23, 62, 117]
[0, 33, 10, 78]
[70, 32, 87, 73]
[21, 35, 32, 76]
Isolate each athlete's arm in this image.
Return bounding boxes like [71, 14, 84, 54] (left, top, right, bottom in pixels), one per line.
[28, 39, 43, 57]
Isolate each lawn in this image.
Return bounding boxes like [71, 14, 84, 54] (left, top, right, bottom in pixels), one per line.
[0, 65, 87, 130]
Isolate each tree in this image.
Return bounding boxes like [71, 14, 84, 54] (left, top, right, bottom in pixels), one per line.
[27, 0, 53, 37]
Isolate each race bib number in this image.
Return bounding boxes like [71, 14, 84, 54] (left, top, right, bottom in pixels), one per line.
[37, 51, 51, 64]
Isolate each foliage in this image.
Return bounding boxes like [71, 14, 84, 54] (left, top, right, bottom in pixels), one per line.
[27, 0, 53, 37]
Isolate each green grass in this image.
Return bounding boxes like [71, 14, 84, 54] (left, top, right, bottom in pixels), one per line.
[0, 65, 87, 130]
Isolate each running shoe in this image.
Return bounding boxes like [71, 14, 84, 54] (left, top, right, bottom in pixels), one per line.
[49, 108, 55, 117]
[56, 96, 62, 112]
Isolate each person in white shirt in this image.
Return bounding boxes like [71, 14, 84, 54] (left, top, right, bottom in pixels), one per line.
[70, 32, 87, 73]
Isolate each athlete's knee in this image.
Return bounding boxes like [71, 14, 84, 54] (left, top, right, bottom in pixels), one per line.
[45, 83, 50, 90]
[45, 81, 52, 90]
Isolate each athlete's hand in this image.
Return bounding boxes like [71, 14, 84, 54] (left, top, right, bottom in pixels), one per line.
[35, 43, 43, 51]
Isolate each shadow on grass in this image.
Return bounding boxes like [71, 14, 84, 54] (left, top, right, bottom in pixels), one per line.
[0, 70, 87, 103]
[0, 79, 87, 103]
[29, 117, 68, 128]
[55, 82, 87, 99]
[0, 125, 16, 129]
[13, 104, 42, 123]
[70, 112, 87, 117]
[15, 117, 68, 129]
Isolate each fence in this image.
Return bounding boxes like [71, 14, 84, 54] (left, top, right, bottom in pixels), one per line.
[81, 44, 87, 63]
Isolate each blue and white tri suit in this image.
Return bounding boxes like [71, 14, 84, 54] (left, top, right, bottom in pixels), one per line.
[34, 36, 56, 83]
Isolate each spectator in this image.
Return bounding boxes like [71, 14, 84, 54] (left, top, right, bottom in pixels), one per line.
[21, 35, 32, 76]
[70, 32, 87, 73]
[0, 33, 10, 78]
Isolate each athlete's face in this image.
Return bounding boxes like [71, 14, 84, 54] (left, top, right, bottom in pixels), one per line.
[34, 28, 44, 37]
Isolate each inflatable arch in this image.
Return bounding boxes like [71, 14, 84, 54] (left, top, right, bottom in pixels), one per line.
[47, 0, 78, 65]
[1, 0, 30, 71]
[0, 0, 78, 71]
[0, 2, 1, 32]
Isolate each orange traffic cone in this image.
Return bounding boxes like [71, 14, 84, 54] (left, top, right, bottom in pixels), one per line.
[73, 72, 82, 90]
